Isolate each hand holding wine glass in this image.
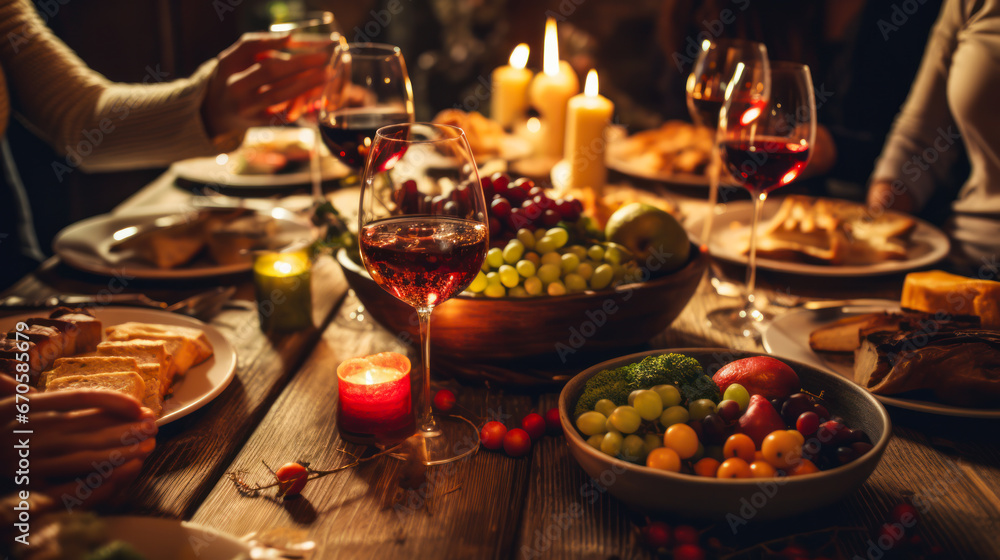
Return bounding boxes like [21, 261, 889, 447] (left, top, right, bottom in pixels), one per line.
[708, 61, 816, 338]
[359, 123, 488, 464]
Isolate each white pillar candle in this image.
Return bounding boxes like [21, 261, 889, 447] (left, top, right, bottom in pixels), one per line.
[564, 70, 614, 190]
[491, 44, 532, 129]
[528, 18, 579, 160]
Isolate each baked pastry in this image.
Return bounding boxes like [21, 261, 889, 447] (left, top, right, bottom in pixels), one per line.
[49, 307, 102, 352]
[45, 371, 146, 403]
[105, 322, 212, 377]
[432, 109, 506, 157]
[612, 121, 714, 175]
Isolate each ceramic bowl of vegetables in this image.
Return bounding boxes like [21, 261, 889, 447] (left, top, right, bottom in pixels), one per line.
[558, 349, 891, 520]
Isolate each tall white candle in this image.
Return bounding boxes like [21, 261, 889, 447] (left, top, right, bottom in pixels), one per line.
[528, 18, 578, 160]
[491, 44, 532, 129]
[564, 70, 614, 190]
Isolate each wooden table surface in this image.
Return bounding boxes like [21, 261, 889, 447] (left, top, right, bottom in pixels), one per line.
[4, 172, 999, 559]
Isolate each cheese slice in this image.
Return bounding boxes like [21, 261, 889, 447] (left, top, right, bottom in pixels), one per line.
[901, 270, 1000, 328]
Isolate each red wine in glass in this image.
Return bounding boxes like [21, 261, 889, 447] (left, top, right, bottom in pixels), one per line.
[360, 216, 488, 309]
[320, 108, 413, 170]
[723, 138, 810, 193]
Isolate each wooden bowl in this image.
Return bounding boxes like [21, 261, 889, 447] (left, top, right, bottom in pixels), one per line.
[558, 349, 892, 520]
[336, 243, 708, 362]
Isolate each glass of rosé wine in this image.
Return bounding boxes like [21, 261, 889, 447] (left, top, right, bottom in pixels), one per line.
[708, 61, 816, 338]
[358, 123, 488, 464]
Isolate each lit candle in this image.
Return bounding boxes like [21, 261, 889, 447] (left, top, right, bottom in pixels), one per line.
[528, 18, 579, 160]
[337, 352, 414, 444]
[564, 69, 614, 191]
[491, 44, 533, 129]
[253, 245, 313, 332]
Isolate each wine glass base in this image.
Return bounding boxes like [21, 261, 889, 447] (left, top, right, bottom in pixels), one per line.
[389, 414, 480, 466]
[707, 304, 772, 338]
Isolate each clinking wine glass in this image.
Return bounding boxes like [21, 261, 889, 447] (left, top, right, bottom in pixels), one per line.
[359, 123, 488, 465]
[708, 61, 816, 338]
[319, 43, 415, 178]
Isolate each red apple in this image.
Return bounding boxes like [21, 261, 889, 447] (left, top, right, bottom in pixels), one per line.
[738, 395, 786, 447]
[712, 356, 799, 399]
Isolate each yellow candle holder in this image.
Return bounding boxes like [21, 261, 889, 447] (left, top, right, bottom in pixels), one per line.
[253, 244, 313, 332]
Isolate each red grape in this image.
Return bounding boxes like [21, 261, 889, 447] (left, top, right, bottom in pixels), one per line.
[541, 209, 561, 226]
[491, 172, 510, 194]
[432, 389, 456, 412]
[716, 400, 741, 423]
[556, 199, 581, 221]
[521, 200, 542, 220]
[480, 421, 507, 450]
[672, 525, 699, 546]
[402, 179, 418, 195]
[673, 544, 705, 560]
[491, 197, 512, 218]
[796, 411, 819, 437]
[521, 413, 546, 441]
[544, 407, 561, 435]
[489, 217, 501, 238]
[503, 428, 532, 457]
[813, 403, 830, 421]
[506, 185, 527, 204]
[640, 521, 672, 549]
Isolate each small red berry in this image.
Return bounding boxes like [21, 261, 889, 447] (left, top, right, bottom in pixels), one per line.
[480, 421, 507, 450]
[503, 428, 532, 457]
[672, 525, 699, 546]
[640, 521, 672, 549]
[672, 544, 706, 560]
[890, 502, 920, 525]
[544, 407, 562, 435]
[521, 413, 546, 441]
[274, 462, 309, 497]
[432, 389, 456, 412]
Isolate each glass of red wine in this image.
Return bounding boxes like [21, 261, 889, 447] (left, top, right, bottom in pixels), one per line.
[359, 123, 488, 464]
[708, 61, 816, 337]
[319, 43, 415, 176]
[686, 39, 769, 248]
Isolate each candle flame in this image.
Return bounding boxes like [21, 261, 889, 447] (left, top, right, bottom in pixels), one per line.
[543, 18, 559, 76]
[527, 117, 541, 133]
[584, 69, 599, 97]
[274, 260, 293, 275]
[510, 43, 529, 70]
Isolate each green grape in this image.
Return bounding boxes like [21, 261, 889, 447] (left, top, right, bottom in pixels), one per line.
[502, 240, 525, 264]
[515, 259, 537, 278]
[688, 398, 717, 421]
[608, 405, 642, 434]
[587, 244, 605, 262]
[468, 271, 487, 293]
[594, 399, 616, 417]
[643, 433, 662, 455]
[628, 390, 642, 406]
[509, 286, 529, 298]
[537, 263, 561, 284]
[481, 260, 490, 272]
[525, 252, 541, 266]
[652, 384, 682, 408]
[547, 280, 567, 296]
[535, 236, 557, 254]
[576, 262, 594, 281]
[586, 434, 603, 450]
[535, 228, 547, 240]
[486, 271, 501, 286]
[523, 276, 543, 296]
[604, 244, 625, 265]
[691, 442, 705, 462]
[611, 264, 626, 282]
[705, 445, 725, 462]
[567, 245, 588, 259]
[590, 264, 614, 290]
[621, 434, 647, 462]
[540, 251, 562, 267]
[483, 284, 506, 298]
[486, 247, 504, 268]
[723, 383, 751, 411]
[498, 264, 519, 288]
[564, 273, 587, 293]
[560, 253, 580, 274]
[576, 411, 608, 436]
[604, 417, 620, 435]
[546, 227, 569, 249]
[633, 390, 664, 421]
[659, 405, 689, 427]
[516, 228, 536, 250]
[600, 431, 623, 457]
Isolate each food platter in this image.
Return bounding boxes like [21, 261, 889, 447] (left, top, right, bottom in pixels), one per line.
[606, 140, 712, 188]
[102, 516, 249, 559]
[0, 307, 238, 426]
[685, 200, 950, 277]
[761, 302, 1000, 418]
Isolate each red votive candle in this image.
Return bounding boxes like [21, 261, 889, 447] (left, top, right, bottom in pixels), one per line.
[336, 352, 414, 445]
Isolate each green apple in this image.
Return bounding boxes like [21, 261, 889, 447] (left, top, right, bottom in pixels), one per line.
[605, 203, 689, 271]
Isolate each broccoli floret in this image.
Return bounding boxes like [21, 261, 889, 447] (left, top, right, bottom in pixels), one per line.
[574, 367, 631, 415]
[625, 353, 721, 403]
[679, 375, 721, 403]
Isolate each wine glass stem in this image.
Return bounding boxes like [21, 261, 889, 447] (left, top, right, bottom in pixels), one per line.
[744, 189, 767, 309]
[416, 307, 437, 434]
[700, 146, 721, 249]
[309, 122, 323, 205]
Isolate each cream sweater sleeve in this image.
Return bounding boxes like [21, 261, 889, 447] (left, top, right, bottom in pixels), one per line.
[870, 0, 965, 210]
[0, 0, 225, 172]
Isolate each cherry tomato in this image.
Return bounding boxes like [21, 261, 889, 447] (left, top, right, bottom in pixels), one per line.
[749, 460, 777, 478]
[521, 413, 546, 441]
[646, 447, 681, 472]
[432, 389, 456, 412]
[275, 462, 309, 497]
[503, 428, 532, 457]
[480, 421, 507, 450]
[761, 430, 803, 469]
[693, 457, 721, 477]
[544, 407, 562, 435]
[663, 423, 699, 459]
[717, 457, 753, 479]
[723, 433, 756, 463]
[640, 521, 672, 549]
[673, 544, 706, 560]
[787, 458, 819, 476]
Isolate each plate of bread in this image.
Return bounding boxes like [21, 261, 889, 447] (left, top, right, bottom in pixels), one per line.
[688, 195, 950, 276]
[0, 307, 237, 425]
[53, 206, 314, 279]
[606, 121, 718, 187]
[762, 270, 1000, 417]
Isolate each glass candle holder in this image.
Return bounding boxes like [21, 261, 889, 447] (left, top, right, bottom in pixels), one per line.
[253, 245, 313, 332]
[336, 352, 414, 445]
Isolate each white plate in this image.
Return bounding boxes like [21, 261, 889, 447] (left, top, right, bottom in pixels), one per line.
[172, 127, 351, 189]
[686, 199, 950, 276]
[53, 208, 314, 279]
[761, 301, 1000, 418]
[102, 516, 249, 559]
[1, 308, 238, 426]
[606, 138, 714, 188]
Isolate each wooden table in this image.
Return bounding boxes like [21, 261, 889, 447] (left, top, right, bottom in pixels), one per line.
[4, 173, 999, 559]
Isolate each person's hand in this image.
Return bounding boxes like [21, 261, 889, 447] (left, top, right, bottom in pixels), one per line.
[867, 179, 917, 215]
[1, 389, 157, 510]
[201, 32, 331, 141]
